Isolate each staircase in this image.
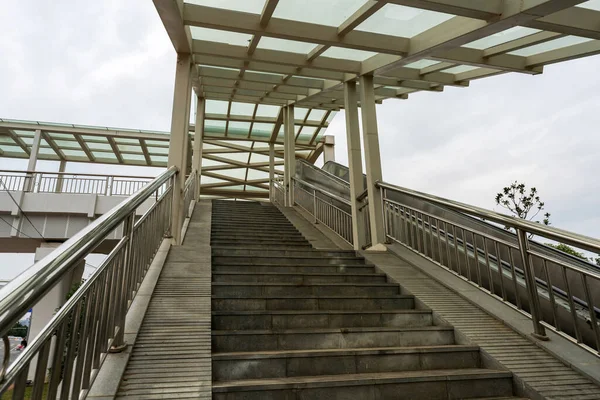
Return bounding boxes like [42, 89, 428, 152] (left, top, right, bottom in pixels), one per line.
[211, 200, 525, 399]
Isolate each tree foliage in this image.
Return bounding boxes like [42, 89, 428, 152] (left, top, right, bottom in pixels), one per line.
[495, 181, 550, 225]
[546, 243, 600, 266]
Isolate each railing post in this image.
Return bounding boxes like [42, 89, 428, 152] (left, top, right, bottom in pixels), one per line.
[110, 212, 135, 352]
[312, 189, 318, 224]
[516, 229, 548, 340]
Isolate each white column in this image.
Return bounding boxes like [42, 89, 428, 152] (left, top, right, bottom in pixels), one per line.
[344, 81, 366, 250]
[323, 135, 335, 163]
[193, 96, 205, 200]
[269, 142, 275, 202]
[283, 105, 296, 207]
[26, 130, 42, 192]
[55, 160, 67, 193]
[28, 243, 85, 380]
[167, 53, 192, 245]
[359, 75, 386, 247]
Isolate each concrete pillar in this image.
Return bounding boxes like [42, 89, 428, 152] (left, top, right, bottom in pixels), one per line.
[359, 75, 386, 247]
[192, 96, 205, 200]
[323, 135, 335, 164]
[344, 81, 366, 250]
[55, 160, 66, 193]
[167, 53, 192, 245]
[28, 243, 85, 380]
[283, 105, 296, 207]
[269, 142, 275, 202]
[26, 130, 42, 192]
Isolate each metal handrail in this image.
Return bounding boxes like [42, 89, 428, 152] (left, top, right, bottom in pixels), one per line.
[293, 177, 351, 206]
[0, 170, 155, 180]
[0, 166, 177, 358]
[376, 181, 600, 255]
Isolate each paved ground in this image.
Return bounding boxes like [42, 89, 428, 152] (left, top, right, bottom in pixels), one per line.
[0, 336, 26, 366]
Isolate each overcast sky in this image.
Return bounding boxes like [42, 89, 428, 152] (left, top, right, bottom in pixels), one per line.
[1, 1, 600, 277]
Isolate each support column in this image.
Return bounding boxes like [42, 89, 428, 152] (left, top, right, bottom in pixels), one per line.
[28, 243, 84, 380]
[283, 105, 296, 207]
[359, 75, 386, 247]
[323, 135, 335, 163]
[269, 142, 275, 202]
[26, 130, 42, 192]
[167, 53, 192, 245]
[55, 160, 66, 193]
[192, 96, 205, 200]
[344, 81, 366, 250]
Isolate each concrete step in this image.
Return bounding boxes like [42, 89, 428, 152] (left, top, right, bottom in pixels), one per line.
[210, 239, 311, 247]
[212, 282, 400, 298]
[212, 309, 433, 330]
[211, 227, 301, 235]
[212, 326, 455, 352]
[213, 255, 368, 266]
[212, 369, 514, 400]
[210, 232, 307, 240]
[212, 295, 415, 311]
[211, 214, 292, 222]
[211, 221, 297, 229]
[210, 243, 314, 250]
[212, 264, 376, 274]
[212, 271, 387, 284]
[211, 247, 357, 258]
[212, 345, 480, 381]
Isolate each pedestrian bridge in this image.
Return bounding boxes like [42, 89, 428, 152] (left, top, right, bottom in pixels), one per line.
[2, 0, 600, 398]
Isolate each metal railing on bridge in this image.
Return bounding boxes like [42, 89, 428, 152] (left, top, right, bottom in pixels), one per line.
[278, 172, 600, 357]
[0, 170, 157, 196]
[0, 167, 199, 398]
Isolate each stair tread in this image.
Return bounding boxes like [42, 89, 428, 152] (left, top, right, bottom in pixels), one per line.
[212, 326, 453, 335]
[212, 309, 429, 315]
[212, 271, 383, 277]
[212, 369, 512, 391]
[212, 282, 396, 287]
[212, 294, 413, 299]
[213, 344, 480, 359]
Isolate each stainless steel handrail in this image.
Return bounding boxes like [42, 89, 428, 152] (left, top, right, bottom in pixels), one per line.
[0, 166, 177, 340]
[0, 169, 155, 180]
[376, 181, 600, 254]
[293, 177, 352, 206]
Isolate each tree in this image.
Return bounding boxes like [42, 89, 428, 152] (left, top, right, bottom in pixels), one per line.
[495, 181, 599, 266]
[546, 243, 600, 266]
[495, 181, 550, 226]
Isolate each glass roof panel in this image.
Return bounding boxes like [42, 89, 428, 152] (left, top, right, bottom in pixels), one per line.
[93, 151, 117, 161]
[184, 0, 264, 14]
[48, 132, 75, 140]
[0, 145, 26, 155]
[255, 104, 280, 118]
[272, 0, 369, 27]
[80, 135, 108, 142]
[87, 142, 112, 151]
[357, 4, 454, 38]
[229, 102, 256, 117]
[577, 0, 600, 10]
[205, 119, 227, 135]
[53, 140, 81, 150]
[206, 100, 230, 115]
[300, 126, 317, 137]
[246, 169, 268, 180]
[306, 109, 327, 122]
[115, 138, 140, 144]
[257, 37, 315, 54]
[0, 137, 15, 144]
[404, 59, 441, 69]
[321, 47, 378, 61]
[326, 112, 337, 123]
[228, 121, 251, 136]
[250, 153, 269, 163]
[190, 27, 252, 45]
[122, 154, 146, 162]
[147, 146, 168, 155]
[442, 65, 479, 74]
[295, 107, 310, 121]
[62, 150, 87, 158]
[118, 144, 141, 153]
[464, 27, 540, 50]
[251, 123, 275, 138]
[220, 152, 250, 162]
[144, 139, 168, 146]
[509, 36, 594, 56]
[151, 155, 168, 164]
[38, 148, 57, 156]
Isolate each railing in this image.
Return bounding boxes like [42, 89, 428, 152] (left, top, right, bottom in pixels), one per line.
[0, 170, 156, 196]
[273, 174, 285, 206]
[0, 167, 178, 398]
[292, 178, 353, 245]
[377, 181, 600, 355]
[181, 172, 197, 231]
